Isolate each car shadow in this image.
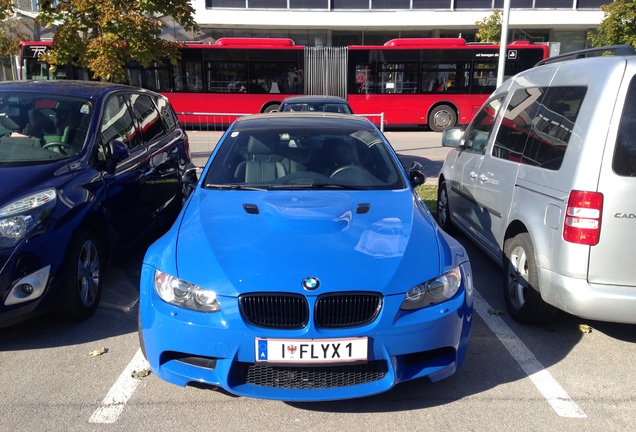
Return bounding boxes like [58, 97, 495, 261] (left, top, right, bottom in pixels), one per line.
[0, 238, 152, 350]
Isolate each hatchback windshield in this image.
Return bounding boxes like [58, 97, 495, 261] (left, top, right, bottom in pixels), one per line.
[204, 118, 405, 190]
[0, 92, 93, 166]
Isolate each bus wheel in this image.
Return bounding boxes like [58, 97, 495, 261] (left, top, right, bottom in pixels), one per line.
[428, 105, 457, 132]
[263, 104, 280, 113]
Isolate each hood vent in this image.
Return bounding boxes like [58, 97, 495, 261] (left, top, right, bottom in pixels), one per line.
[356, 203, 371, 214]
[243, 203, 260, 214]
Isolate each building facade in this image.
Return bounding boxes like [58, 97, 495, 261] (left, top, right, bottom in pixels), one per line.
[183, 0, 607, 53]
[10, 0, 609, 54]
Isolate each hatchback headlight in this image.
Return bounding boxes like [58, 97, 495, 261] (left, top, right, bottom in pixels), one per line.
[0, 189, 57, 250]
[154, 269, 220, 312]
[401, 267, 462, 310]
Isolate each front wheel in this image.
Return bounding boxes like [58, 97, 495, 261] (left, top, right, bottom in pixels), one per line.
[428, 104, 457, 132]
[437, 180, 454, 233]
[503, 233, 557, 325]
[54, 230, 104, 320]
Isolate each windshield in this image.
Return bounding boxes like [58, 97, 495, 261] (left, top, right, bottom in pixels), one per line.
[0, 91, 93, 166]
[281, 102, 353, 114]
[204, 121, 405, 190]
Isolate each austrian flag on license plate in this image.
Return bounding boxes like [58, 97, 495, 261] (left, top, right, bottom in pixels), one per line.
[255, 337, 368, 364]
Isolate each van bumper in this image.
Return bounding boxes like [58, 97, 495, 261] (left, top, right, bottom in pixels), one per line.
[540, 269, 636, 324]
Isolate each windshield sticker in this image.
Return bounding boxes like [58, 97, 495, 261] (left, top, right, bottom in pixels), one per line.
[231, 132, 239, 137]
[80, 104, 90, 114]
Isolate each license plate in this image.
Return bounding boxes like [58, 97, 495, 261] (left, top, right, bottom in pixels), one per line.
[255, 337, 368, 364]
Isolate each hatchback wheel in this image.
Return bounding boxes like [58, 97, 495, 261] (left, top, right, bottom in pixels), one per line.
[503, 232, 557, 325]
[55, 230, 104, 320]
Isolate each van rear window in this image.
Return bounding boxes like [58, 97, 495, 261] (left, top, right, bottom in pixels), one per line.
[492, 86, 587, 170]
[613, 77, 636, 177]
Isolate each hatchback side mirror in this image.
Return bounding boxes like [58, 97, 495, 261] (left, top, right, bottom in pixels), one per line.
[105, 139, 130, 174]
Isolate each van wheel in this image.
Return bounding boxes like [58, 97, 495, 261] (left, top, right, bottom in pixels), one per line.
[503, 233, 557, 325]
[54, 230, 104, 320]
[428, 105, 457, 132]
[437, 180, 454, 233]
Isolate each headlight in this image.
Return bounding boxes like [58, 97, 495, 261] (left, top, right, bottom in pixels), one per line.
[401, 267, 462, 310]
[154, 269, 220, 312]
[0, 189, 57, 250]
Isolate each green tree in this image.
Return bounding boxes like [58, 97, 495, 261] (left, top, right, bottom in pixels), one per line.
[0, 0, 29, 58]
[38, 0, 199, 82]
[476, 10, 502, 43]
[589, 0, 636, 47]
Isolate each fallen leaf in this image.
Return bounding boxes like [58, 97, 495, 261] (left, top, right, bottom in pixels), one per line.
[488, 308, 504, 316]
[579, 324, 593, 334]
[131, 368, 152, 379]
[89, 347, 108, 357]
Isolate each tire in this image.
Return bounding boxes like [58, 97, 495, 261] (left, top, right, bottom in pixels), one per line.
[428, 104, 457, 132]
[54, 230, 104, 320]
[437, 180, 455, 233]
[503, 233, 557, 325]
[263, 103, 280, 113]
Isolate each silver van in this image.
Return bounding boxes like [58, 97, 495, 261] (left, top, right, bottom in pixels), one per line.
[438, 46, 636, 325]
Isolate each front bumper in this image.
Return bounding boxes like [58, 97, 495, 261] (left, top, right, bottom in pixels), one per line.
[140, 262, 473, 401]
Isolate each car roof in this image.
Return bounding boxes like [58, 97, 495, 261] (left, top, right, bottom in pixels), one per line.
[0, 80, 150, 99]
[281, 95, 349, 104]
[233, 112, 372, 129]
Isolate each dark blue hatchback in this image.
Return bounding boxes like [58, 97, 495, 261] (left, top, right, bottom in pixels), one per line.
[0, 81, 191, 327]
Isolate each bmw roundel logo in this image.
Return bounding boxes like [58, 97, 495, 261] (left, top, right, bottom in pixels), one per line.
[302, 276, 320, 291]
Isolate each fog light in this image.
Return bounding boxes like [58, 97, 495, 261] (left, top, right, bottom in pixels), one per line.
[19, 283, 34, 295]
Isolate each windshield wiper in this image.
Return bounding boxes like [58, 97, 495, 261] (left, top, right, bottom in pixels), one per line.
[267, 183, 365, 190]
[204, 183, 269, 191]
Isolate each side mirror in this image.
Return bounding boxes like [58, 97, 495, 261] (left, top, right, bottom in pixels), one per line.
[409, 161, 426, 187]
[105, 140, 130, 174]
[181, 163, 199, 186]
[441, 127, 464, 148]
[150, 151, 168, 168]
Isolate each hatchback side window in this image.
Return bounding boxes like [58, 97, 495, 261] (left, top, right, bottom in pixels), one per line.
[463, 96, 504, 154]
[100, 94, 141, 150]
[613, 76, 636, 177]
[130, 94, 165, 143]
[155, 96, 178, 131]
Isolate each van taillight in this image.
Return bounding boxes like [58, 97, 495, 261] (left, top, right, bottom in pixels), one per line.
[563, 190, 603, 245]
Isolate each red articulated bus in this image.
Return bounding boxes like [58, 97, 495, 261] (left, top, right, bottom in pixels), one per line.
[18, 37, 548, 130]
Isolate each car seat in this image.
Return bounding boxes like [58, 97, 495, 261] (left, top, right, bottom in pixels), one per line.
[234, 138, 288, 183]
[25, 108, 59, 143]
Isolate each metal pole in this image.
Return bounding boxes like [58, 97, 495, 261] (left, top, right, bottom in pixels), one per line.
[497, 0, 511, 88]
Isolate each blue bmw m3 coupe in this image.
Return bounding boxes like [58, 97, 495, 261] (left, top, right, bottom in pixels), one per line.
[139, 112, 473, 401]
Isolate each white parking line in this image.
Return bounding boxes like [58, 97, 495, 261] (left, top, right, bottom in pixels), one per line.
[473, 290, 587, 418]
[89, 349, 150, 424]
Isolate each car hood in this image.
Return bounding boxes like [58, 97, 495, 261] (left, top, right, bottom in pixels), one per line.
[172, 189, 442, 297]
[0, 163, 69, 206]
